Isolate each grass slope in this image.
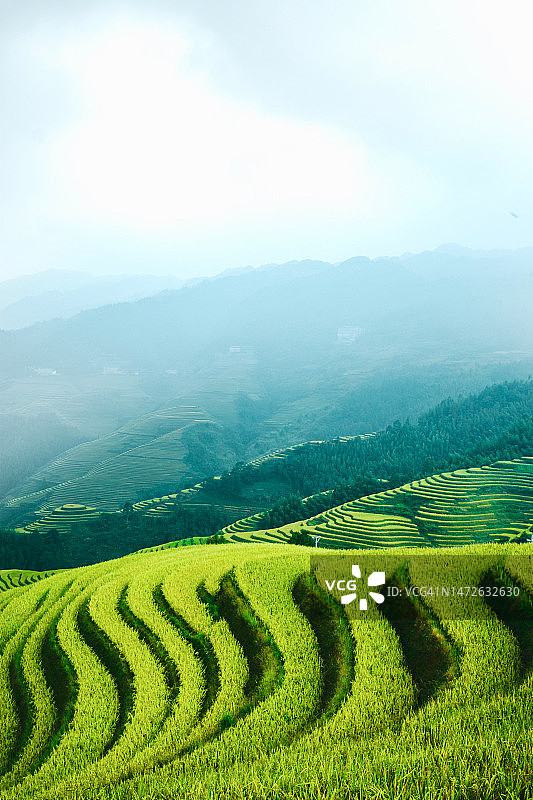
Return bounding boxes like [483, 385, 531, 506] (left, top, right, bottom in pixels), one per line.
[0, 542, 530, 799]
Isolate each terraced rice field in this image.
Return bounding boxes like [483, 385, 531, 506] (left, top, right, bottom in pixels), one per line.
[17, 436, 374, 537]
[3, 405, 213, 515]
[131, 495, 261, 521]
[21, 495, 260, 539]
[223, 457, 533, 549]
[23, 505, 101, 535]
[0, 542, 531, 799]
[0, 571, 57, 592]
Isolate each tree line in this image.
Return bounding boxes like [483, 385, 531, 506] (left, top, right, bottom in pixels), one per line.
[210, 379, 533, 529]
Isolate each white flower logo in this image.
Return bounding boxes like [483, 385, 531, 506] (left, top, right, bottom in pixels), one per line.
[340, 565, 386, 611]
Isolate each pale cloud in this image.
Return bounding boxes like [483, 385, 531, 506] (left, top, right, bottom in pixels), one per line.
[23, 18, 383, 233]
[1, 0, 532, 279]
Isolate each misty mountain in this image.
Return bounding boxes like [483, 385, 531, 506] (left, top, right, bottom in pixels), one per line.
[0, 270, 93, 307]
[1, 245, 532, 523]
[0, 271, 194, 329]
[0, 246, 531, 373]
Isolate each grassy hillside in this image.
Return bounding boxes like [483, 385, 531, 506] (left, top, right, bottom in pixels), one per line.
[223, 457, 533, 548]
[7, 366, 533, 530]
[162, 379, 533, 512]
[0, 541, 530, 799]
[9, 455, 533, 572]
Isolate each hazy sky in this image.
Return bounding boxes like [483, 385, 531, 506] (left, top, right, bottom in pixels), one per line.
[1, 0, 532, 279]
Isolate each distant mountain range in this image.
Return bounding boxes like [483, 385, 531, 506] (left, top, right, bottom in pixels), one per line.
[0, 270, 198, 329]
[2, 246, 533, 365]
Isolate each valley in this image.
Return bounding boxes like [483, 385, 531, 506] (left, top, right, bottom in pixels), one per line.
[1, 248, 533, 800]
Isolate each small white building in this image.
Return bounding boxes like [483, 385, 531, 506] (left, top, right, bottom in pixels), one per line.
[337, 326, 365, 344]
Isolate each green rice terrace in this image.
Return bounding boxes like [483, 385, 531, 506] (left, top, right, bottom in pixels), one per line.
[23, 505, 102, 535]
[14, 435, 372, 538]
[222, 457, 533, 549]
[0, 542, 531, 799]
[15, 457, 533, 564]
[0, 570, 57, 592]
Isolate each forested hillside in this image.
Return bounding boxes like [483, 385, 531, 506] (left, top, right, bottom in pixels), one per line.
[202, 378, 533, 513]
[2, 378, 533, 571]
